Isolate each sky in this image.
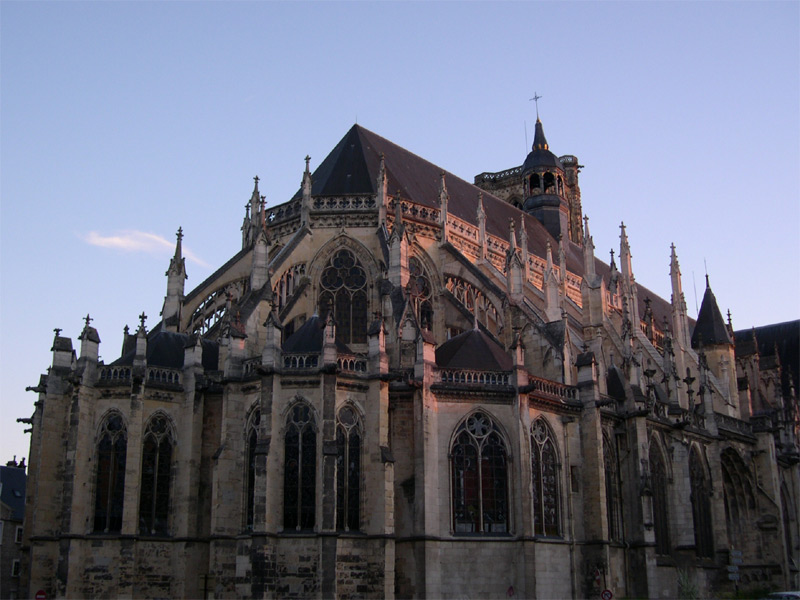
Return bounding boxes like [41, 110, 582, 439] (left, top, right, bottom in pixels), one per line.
[1, 1, 798, 463]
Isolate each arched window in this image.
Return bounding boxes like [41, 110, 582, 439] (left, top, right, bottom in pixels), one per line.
[530, 174, 541, 192]
[451, 411, 509, 533]
[94, 413, 127, 533]
[319, 249, 368, 345]
[603, 431, 623, 541]
[336, 406, 361, 531]
[245, 409, 260, 530]
[284, 403, 316, 531]
[650, 442, 671, 555]
[139, 414, 174, 535]
[531, 418, 560, 536]
[543, 172, 555, 193]
[407, 257, 433, 331]
[689, 447, 714, 558]
[721, 448, 755, 550]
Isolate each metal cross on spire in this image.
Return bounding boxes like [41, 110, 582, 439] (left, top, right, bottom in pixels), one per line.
[84, 314, 93, 328]
[529, 92, 542, 119]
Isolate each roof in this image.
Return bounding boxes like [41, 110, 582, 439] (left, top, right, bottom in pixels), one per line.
[435, 328, 512, 371]
[110, 328, 219, 371]
[734, 320, 799, 396]
[0, 465, 26, 521]
[522, 119, 563, 172]
[282, 315, 352, 354]
[691, 279, 732, 348]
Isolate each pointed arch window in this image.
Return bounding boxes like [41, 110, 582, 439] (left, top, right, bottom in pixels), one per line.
[407, 257, 433, 331]
[721, 448, 755, 550]
[94, 413, 127, 533]
[336, 406, 361, 531]
[319, 249, 368, 345]
[284, 403, 316, 531]
[531, 418, 560, 536]
[451, 411, 509, 533]
[650, 443, 671, 555]
[139, 414, 174, 535]
[603, 431, 623, 541]
[245, 409, 260, 530]
[689, 447, 714, 558]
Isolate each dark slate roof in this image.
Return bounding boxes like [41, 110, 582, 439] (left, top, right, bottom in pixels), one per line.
[281, 315, 352, 354]
[0, 465, 26, 521]
[110, 328, 219, 371]
[734, 320, 799, 396]
[691, 279, 732, 348]
[435, 328, 512, 371]
[522, 119, 563, 172]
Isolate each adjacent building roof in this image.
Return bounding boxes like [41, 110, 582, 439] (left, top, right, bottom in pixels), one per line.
[435, 328, 513, 371]
[735, 320, 799, 396]
[0, 465, 26, 521]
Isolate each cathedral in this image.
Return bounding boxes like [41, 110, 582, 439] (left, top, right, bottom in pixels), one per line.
[20, 119, 799, 599]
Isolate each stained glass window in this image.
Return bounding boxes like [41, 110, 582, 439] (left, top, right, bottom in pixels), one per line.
[603, 431, 623, 541]
[284, 403, 316, 531]
[407, 257, 433, 331]
[650, 443, 671, 555]
[94, 413, 127, 533]
[139, 414, 174, 535]
[531, 418, 560, 536]
[689, 447, 714, 558]
[319, 249, 368, 345]
[336, 406, 361, 531]
[451, 412, 508, 534]
[245, 409, 260, 530]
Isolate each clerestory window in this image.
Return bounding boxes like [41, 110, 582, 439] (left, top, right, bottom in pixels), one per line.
[531, 418, 561, 536]
[138, 414, 174, 535]
[94, 413, 127, 533]
[336, 406, 362, 531]
[319, 249, 368, 345]
[284, 403, 316, 531]
[451, 411, 509, 534]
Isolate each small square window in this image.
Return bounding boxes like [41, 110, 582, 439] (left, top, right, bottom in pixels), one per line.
[11, 559, 20, 577]
[15, 526, 23, 543]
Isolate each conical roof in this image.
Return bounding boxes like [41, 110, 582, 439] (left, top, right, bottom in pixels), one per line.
[691, 278, 732, 348]
[522, 119, 563, 172]
[435, 329, 512, 371]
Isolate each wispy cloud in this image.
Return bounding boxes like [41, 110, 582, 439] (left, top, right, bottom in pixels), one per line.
[81, 230, 211, 268]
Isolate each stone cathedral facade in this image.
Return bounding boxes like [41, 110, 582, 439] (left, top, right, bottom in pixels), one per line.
[20, 120, 799, 599]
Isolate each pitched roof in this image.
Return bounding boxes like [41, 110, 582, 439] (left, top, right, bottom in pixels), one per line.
[110, 328, 219, 371]
[734, 320, 799, 396]
[691, 278, 732, 348]
[435, 328, 512, 371]
[281, 315, 352, 354]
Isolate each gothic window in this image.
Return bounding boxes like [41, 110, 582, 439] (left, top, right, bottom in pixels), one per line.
[336, 406, 361, 531]
[721, 448, 755, 550]
[781, 484, 796, 568]
[407, 257, 433, 331]
[603, 431, 623, 541]
[138, 414, 174, 535]
[319, 249, 368, 345]
[94, 413, 127, 533]
[284, 403, 316, 531]
[451, 411, 509, 534]
[245, 409, 260, 530]
[650, 442, 671, 555]
[689, 447, 714, 558]
[531, 418, 560, 536]
[530, 174, 540, 192]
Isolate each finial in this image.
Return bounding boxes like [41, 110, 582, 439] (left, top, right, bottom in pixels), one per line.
[139, 312, 147, 328]
[610, 248, 616, 264]
[176, 227, 183, 242]
[84, 314, 93, 328]
[529, 92, 542, 119]
[53, 327, 62, 337]
[727, 309, 732, 327]
[253, 175, 260, 193]
[123, 324, 129, 335]
[583, 215, 590, 237]
[305, 155, 311, 170]
[705, 273, 710, 289]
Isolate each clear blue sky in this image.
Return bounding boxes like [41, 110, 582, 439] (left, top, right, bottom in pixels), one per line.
[2, 1, 798, 462]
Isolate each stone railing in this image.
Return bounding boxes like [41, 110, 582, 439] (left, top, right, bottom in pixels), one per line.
[312, 194, 376, 212]
[338, 355, 368, 375]
[99, 366, 132, 384]
[283, 353, 319, 370]
[439, 369, 511, 386]
[266, 198, 301, 224]
[147, 367, 182, 387]
[390, 198, 440, 225]
[243, 357, 261, 376]
[715, 412, 754, 437]
[526, 375, 578, 402]
[474, 166, 523, 185]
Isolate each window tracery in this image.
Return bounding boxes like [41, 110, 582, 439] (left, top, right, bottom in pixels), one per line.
[407, 257, 433, 330]
[650, 442, 671, 555]
[689, 447, 714, 558]
[284, 403, 316, 531]
[94, 413, 127, 533]
[139, 414, 174, 535]
[336, 406, 361, 531]
[451, 411, 509, 534]
[245, 409, 260, 530]
[603, 431, 623, 541]
[531, 418, 560, 536]
[721, 448, 755, 550]
[319, 249, 368, 345]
